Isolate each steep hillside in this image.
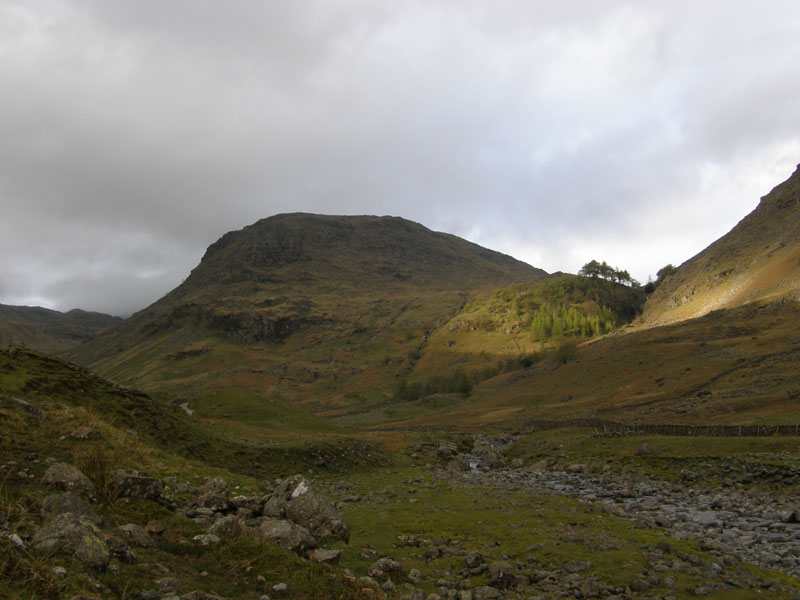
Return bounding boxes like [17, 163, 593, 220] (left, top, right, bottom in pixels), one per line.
[69, 214, 546, 411]
[374, 300, 800, 429]
[639, 163, 800, 327]
[0, 304, 121, 355]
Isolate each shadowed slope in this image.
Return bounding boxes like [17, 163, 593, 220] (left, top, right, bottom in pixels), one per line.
[0, 303, 121, 355]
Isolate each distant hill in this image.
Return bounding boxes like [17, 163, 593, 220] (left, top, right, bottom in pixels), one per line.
[639, 163, 800, 327]
[70, 214, 547, 408]
[0, 303, 121, 355]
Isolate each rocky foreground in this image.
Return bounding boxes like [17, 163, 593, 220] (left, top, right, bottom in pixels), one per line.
[4, 434, 800, 600]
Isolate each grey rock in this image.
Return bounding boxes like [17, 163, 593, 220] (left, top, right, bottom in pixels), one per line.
[209, 515, 243, 538]
[145, 520, 166, 536]
[367, 557, 403, 578]
[41, 463, 97, 502]
[70, 426, 101, 440]
[32, 513, 109, 569]
[309, 548, 342, 565]
[40, 493, 100, 525]
[471, 586, 501, 600]
[487, 561, 514, 589]
[192, 534, 221, 546]
[197, 477, 229, 496]
[196, 492, 231, 513]
[782, 510, 800, 523]
[257, 517, 316, 555]
[629, 576, 650, 592]
[465, 551, 483, 569]
[110, 469, 164, 501]
[118, 523, 155, 547]
[263, 474, 349, 542]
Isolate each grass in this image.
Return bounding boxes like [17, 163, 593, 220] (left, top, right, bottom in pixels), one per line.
[505, 428, 800, 485]
[332, 466, 800, 599]
[3, 350, 800, 598]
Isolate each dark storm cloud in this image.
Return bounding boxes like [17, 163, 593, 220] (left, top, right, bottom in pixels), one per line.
[1, 0, 799, 315]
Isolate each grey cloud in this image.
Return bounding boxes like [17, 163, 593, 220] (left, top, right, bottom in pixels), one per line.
[1, 0, 799, 314]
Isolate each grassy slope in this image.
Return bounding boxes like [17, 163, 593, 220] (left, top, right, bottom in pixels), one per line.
[376, 300, 800, 429]
[0, 304, 121, 356]
[0, 349, 388, 480]
[639, 163, 800, 327]
[68, 214, 547, 414]
[0, 349, 397, 600]
[4, 348, 798, 599]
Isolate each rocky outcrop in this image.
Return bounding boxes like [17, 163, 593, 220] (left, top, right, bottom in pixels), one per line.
[263, 474, 350, 542]
[118, 523, 155, 547]
[32, 513, 109, 569]
[40, 463, 97, 502]
[39, 493, 100, 525]
[111, 469, 165, 501]
[257, 517, 316, 555]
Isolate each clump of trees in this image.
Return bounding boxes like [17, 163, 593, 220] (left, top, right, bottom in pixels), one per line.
[643, 264, 678, 293]
[393, 352, 545, 402]
[394, 369, 472, 402]
[529, 303, 616, 341]
[579, 260, 639, 287]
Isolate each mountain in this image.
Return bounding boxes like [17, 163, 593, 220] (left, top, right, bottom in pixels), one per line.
[0, 303, 122, 355]
[70, 214, 547, 410]
[639, 163, 800, 327]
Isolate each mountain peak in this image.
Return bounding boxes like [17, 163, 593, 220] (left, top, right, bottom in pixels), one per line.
[753, 163, 800, 216]
[639, 163, 800, 326]
[183, 213, 545, 292]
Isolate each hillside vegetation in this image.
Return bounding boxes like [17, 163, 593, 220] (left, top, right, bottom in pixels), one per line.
[639, 163, 800, 327]
[5, 165, 800, 598]
[67, 214, 546, 414]
[0, 304, 121, 356]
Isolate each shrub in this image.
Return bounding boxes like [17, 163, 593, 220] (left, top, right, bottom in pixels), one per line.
[554, 342, 578, 365]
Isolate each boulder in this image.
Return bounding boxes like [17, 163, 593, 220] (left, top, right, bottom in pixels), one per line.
[118, 524, 155, 547]
[196, 492, 231, 513]
[782, 510, 800, 524]
[105, 535, 137, 563]
[179, 593, 224, 600]
[197, 477, 228, 496]
[487, 561, 514, 589]
[309, 548, 342, 565]
[41, 463, 97, 502]
[110, 469, 164, 501]
[257, 517, 316, 555]
[32, 513, 109, 569]
[40, 493, 100, 525]
[471, 586, 501, 600]
[465, 550, 483, 569]
[70, 426, 101, 440]
[263, 475, 349, 542]
[367, 557, 403, 579]
[192, 534, 221, 546]
[208, 515, 243, 538]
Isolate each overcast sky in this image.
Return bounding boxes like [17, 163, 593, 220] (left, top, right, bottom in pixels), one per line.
[1, 1, 799, 316]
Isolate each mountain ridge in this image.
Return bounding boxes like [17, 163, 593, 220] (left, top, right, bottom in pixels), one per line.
[639, 163, 800, 327]
[0, 303, 122, 355]
[69, 214, 549, 406]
